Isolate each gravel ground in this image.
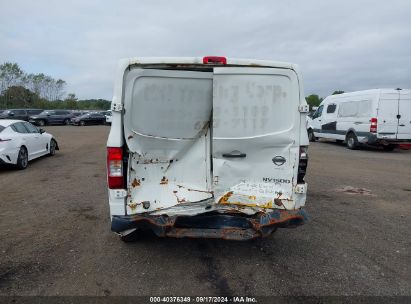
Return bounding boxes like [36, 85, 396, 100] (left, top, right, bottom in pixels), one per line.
[0, 126, 410, 296]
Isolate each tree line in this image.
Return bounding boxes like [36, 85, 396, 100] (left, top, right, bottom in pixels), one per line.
[305, 91, 344, 110]
[1, 61, 342, 112]
[0, 62, 110, 110]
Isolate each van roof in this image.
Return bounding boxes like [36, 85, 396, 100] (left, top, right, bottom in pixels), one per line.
[327, 88, 409, 98]
[121, 57, 297, 70]
[322, 89, 411, 103]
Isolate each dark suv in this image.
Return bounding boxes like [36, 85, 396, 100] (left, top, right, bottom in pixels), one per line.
[0, 109, 43, 121]
[29, 110, 74, 126]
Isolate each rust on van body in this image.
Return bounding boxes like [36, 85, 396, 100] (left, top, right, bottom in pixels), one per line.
[160, 176, 169, 185]
[131, 178, 141, 188]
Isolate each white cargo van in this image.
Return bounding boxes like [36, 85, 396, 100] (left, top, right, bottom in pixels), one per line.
[107, 57, 309, 241]
[307, 89, 411, 150]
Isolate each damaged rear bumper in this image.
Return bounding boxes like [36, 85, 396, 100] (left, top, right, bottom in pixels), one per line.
[111, 208, 308, 241]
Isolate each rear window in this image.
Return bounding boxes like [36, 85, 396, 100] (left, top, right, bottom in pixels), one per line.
[126, 70, 213, 139]
[213, 74, 293, 138]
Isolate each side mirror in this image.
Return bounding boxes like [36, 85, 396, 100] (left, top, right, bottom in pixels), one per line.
[39, 128, 45, 134]
[46, 114, 51, 117]
[9, 112, 15, 116]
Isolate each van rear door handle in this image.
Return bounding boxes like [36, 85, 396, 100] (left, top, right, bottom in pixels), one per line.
[222, 151, 247, 158]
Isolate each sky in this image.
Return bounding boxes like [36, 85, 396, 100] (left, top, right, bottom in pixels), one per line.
[1, 0, 410, 100]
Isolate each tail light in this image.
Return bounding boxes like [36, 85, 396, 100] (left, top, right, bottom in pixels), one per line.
[370, 118, 377, 133]
[297, 146, 308, 183]
[107, 147, 124, 189]
[203, 56, 227, 65]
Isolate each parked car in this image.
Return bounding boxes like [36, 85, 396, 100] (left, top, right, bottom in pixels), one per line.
[71, 112, 106, 126]
[29, 110, 74, 126]
[105, 110, 112, 125]
[107, 56, 309, 241]
[0, 120, 59, 169]
[307, 89, 411, 150]
[0, 109, 43, 121]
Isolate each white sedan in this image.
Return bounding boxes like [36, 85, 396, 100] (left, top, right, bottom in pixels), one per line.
[0, 120, 59, 169]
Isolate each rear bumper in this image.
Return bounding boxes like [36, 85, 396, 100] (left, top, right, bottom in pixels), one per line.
[365, 134, 411, 145]
[111, 209, 308, 240]
[0, 148, 19, 165]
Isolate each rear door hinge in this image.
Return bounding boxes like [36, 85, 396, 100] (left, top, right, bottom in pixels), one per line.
[112, 103, 123, 112]
[294, 183, 307, 194]
[299, 104, 309, 113]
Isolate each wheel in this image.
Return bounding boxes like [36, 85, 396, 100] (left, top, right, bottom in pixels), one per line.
[16, 147, 28, 170]
[64, 119, 70, 125]
[49, 139, 57, 156]
[80, 120, 85, 126]
[382, 144, 396, 151]
[38, 120, 46, 127]
[308, 129, 316, 142]
[346, 132, 359, 150]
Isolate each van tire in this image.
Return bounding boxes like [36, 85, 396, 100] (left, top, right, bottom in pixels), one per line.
[308, 129, 316, 142]
[382, 144, 396, 151]
[346, 132, 359, 150]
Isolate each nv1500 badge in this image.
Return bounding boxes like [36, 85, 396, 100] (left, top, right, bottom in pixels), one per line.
[272, 156, 286, 166]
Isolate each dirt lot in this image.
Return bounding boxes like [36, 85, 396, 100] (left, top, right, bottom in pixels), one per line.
[0, 126, 410, 296]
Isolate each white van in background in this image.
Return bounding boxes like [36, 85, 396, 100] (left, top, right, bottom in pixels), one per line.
[107, 56, 309, 241]
[307, 89, 411, 150]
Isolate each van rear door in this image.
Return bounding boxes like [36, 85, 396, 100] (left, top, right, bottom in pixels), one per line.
[397, 90, 411, 140]
[212, 68, 301, 210]
[123, 69, 213, 214]
[377, 90, 400, 139]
